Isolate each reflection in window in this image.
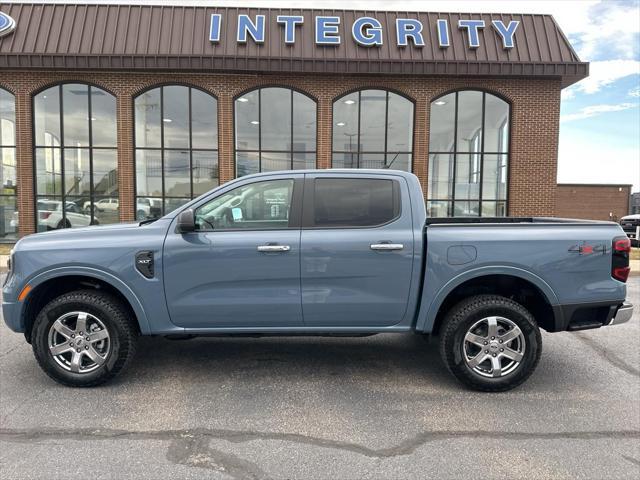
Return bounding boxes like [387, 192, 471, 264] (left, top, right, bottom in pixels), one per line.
[235, 87, 316, 176]
[332, 90, 413, 172]
[0, 88, 16, 240]
[427, 91, 509, 217]
[135, 86, 219, 218]
[195, 179, 294, 230]
[33, 84, 118, 231]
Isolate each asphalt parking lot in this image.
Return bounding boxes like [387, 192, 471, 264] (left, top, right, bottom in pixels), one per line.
[1, 275, 639, 479]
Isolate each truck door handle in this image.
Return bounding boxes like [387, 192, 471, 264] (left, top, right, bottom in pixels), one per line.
[257, 245, 291, 252]
[370, 243, 404, 251]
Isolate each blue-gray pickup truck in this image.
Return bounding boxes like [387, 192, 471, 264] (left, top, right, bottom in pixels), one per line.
[2, 170, 634, 391]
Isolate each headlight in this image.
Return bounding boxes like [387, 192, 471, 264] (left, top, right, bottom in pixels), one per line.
[3, 249, 14, 287]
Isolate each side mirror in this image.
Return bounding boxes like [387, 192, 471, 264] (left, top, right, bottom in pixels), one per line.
[176, 209, 196, 233]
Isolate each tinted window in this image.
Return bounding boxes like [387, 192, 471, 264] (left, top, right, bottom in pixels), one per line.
[195, 179, 294, 231]
[312, 178, 398, 227]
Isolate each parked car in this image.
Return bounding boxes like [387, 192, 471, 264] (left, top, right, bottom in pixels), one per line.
[83, 198, 152, 221]
[620, 214, 640, 247]
[11, 200, 95, 230]
[2, 170, 633, 391]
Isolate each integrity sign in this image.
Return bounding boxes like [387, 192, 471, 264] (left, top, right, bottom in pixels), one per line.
[209, 14, 520, 49]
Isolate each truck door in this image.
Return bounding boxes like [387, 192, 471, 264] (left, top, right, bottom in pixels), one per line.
[163, 175, 304, 329]
[300, 174, 415, 327]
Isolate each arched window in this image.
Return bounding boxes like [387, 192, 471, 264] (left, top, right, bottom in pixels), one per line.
[0, 88, 17, 240]
[34, 83, 117, 231]
[235, 87, 316, 176]
[427, 90, 509, 217]
[135, 85, 218, 218]
[332, 89, 413, 171]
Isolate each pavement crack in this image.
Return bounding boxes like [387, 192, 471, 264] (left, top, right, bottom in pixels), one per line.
[1, 427, 639, 460]
[621, 454, 640, 467]
[167, 435, 266, 479]
[574, 333, 640, 377]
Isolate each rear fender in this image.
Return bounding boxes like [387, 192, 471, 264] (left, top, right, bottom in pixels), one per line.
[416, 265, 560, 333]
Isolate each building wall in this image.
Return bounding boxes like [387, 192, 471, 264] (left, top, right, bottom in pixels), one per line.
[556, 184, 631, 221]
[0, 70, 562, 236]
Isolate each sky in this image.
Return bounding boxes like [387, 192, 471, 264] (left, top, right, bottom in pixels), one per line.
[19, 0, 640, 192]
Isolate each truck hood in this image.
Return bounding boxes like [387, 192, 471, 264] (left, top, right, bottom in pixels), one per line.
[14, 222, 148, 250]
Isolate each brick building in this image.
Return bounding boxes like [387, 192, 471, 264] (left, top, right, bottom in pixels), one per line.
[556, 184, 632, 222]
[0, 3, 588, 241]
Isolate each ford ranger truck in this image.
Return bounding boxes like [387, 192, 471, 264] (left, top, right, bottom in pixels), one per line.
[2, 170, 634, 391]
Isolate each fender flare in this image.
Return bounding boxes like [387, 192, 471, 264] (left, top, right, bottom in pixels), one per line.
[417, 265, 560, 333]
[23, 266, 151, 334]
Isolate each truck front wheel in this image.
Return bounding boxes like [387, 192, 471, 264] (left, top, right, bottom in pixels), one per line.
[31, 290, 138, 387]
[439, 295, 542, 392]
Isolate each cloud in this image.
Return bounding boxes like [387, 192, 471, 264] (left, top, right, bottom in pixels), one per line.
[562, 60, 640, 99]
[630, 86, 640, 98]
[560, 102, 637, 122]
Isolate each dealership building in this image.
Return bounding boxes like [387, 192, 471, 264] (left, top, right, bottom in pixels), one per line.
[0, 2, 589, 241]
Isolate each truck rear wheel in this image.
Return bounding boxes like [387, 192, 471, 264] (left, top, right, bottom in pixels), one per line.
[31, 290, 138, 387]
[439, 295, 542, 392]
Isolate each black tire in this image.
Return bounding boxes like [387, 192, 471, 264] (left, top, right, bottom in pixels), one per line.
[56, 219, 71, 229]
[31, 290, 138, 387]
[439, 294, 542, 392]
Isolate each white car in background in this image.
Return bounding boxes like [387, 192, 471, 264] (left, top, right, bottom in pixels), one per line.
[82, 197, 153, 220]
[33, 200, 94, 230]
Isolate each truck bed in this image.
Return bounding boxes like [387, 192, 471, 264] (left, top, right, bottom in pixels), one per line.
[425, 217, 617, 226]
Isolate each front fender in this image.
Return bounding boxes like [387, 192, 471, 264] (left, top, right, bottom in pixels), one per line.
[416, 265, 560, 333]
[21, 266, 151, 334]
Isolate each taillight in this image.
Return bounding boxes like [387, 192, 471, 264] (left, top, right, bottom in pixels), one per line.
[39, 211, 51, 220]
[612, 236, 631, 282]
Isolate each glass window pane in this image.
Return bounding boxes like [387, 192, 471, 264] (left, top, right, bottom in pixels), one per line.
[484, 95, 509, 153]
[62, 84, 90, 148]
[136, 197, 162, 220]
[37, 196, 63, 232]
[164, 149, 191, 197]
[192, 151, 219, 195]
[191, 89, 218, 149]
[0, 89, 15, 146]
[93, 196, 120, 225]
[456, 91, 483, 153]
[454, 153, 481, 201]
[333, 92, 359, 152]
[386, 153, 411, 172]
[93, 149, 118, 196]
[236, 151, 259, 177]
[428, 153, 453, 200]
[387, 93, 413, 153]
[195, 179, 294, 231]
[63, 148, 91, 196]
[35, 148, 62, 196]
[332, 152, 358, 169]
[359, 153, 385, 169]
[165, 197, 192, 215]
[426, 201, 451, 218]
[359, 90, 386, 152]
[235, 90, 259, 150]
[292, 92, 316, 151]
[34, 86, 61, 147]
[482, 154, 508, 201]
[135, 149, 162, 197]
[313, 178, 397, 227]
[453, 201, 480, 217]
[293, 152, 315, 170]
[135, 89, 161, 148]
[0, 195, 16, 239]
[428, 93, 455, 152]
[162, 86, 189, 149]
[64, 197, 94, 228]
[261, 151, 291, 172]
[1, 147, 17, 192]
[261, 88, 292, 151]
[91, 87, 117, 147]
